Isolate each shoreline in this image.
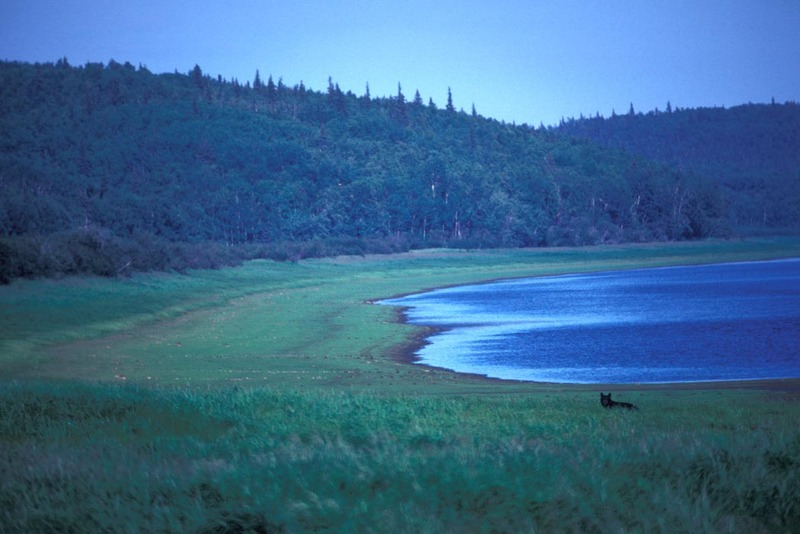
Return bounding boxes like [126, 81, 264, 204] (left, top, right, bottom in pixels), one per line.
[380, 258, 800, 392]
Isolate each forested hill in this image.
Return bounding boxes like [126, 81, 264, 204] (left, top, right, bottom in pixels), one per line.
[554, 102, 800, 232]
[0, 59, 733, 281]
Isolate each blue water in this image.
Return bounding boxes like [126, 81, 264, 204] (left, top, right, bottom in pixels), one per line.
[378, 259, 800, 384]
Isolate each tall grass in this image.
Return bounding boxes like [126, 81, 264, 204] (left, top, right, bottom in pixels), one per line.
[2, 382, 799, 532]
[2, 239, 800, 531]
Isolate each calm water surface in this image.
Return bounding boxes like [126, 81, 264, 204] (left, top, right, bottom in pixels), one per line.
[379, 259, 800, 383]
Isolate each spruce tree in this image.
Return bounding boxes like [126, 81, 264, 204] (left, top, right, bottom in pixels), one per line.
[361, 83, 371, 108]
[191, 64, 204, 89]
[392, 82, 407, 123]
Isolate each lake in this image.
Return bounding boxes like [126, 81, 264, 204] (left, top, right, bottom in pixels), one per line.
[378, 259, 800, 384]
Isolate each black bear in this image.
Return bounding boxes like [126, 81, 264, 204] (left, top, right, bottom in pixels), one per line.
[600, 392, 637, 410]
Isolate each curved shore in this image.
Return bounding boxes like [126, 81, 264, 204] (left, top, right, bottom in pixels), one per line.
[390, 323, 800, 392]
[390, 324, 800, 392]
[382, 258, 800, 392]
[5, 237, 800, 392]
[386, 306, 800, 392]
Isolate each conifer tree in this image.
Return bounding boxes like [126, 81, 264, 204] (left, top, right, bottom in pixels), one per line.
[327, 78, 346, 114]
[446, 87, 455, 112]
[396, 82, 406, 106]
[360, 83, 371, 108]
[392, 82, 407, 123]
[191, 64, 204, 89]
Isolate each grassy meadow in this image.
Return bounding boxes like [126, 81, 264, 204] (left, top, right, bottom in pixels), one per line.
[2, 238, 800, 532]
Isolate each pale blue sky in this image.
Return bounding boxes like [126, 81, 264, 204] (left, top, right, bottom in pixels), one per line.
[2, 1, 799, 126]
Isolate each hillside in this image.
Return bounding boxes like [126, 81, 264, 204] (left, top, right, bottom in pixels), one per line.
[1, 59, 731, 280]
[554, 102, 800, 232]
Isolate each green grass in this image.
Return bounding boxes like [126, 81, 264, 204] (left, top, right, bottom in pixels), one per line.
[4, 237, 800, 392]
[2, 384, 799, 532]
[2, 238, 800, 531]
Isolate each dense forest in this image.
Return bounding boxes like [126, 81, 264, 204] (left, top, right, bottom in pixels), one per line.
[555, 101, 800, 233]
[1, 59, 790, 281]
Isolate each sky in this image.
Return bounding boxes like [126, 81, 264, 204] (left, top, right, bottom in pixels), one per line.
[2, 1, 799, 126]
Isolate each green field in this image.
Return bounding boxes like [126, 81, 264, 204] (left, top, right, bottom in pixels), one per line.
[2, 238, 800, 531]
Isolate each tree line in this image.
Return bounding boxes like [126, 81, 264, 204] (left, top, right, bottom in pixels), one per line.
[1, 59, 737, 281]
[554, 101, 800, 233]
